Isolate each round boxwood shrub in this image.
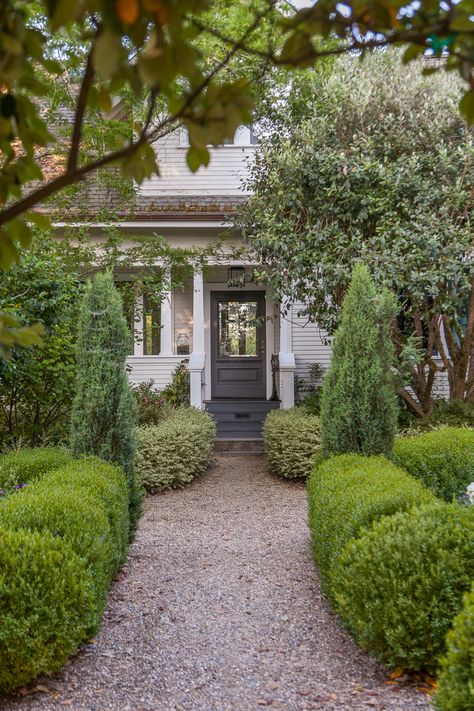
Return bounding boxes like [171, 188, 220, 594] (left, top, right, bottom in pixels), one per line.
[436, 583, 474, 711]
[307, 454, 436, 588]
[331, 502, 474, 671]
[263, 408, 321, 479]
[435, 583, 474, 711]
[45, 458, 130, 572]
[0, 447, 72, 491]
[392, 427, 474, 501]
[0, 527, 96, 693]
[0, 485, 113, 620]
[135, 407, 216, 492]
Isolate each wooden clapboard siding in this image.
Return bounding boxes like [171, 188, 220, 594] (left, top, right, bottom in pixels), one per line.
[140, 130, 255, 197]
[291, 303, 332, 384]
[126, 356, 183, 388]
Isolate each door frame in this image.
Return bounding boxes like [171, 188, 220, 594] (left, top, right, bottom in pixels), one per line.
[203, 281, 275, 402]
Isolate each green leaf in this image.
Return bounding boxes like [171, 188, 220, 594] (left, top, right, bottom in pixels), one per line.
[459, 91, 474, 124]
[49, 0, 78, 31]
[93, 30, 122, 80]
[186, 146, 209, 173]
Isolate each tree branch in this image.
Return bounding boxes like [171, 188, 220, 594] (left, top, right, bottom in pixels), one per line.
[67, 46, 95, 173]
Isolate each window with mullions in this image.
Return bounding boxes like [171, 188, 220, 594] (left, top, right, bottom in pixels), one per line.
[143, 295, 161, 355]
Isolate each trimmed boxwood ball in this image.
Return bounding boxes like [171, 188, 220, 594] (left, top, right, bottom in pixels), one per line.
[263, 408, 321, 479]
[331, 502, 474, 672]
[0, 485, 113, 621]
[44, 458, 130, 572]
[0, 447, 72, 489]
[0, 527, 96, 693]
[135, 407, 216, 492]
[436, 583, 474, 711]
[393, 427, 474, 501]
[307, 454, 436, 588]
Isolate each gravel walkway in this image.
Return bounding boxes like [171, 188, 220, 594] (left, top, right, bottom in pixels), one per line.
[2, 456, 433, 711]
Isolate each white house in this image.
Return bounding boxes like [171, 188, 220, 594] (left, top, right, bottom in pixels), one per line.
[129, 126, 333, 436]
[59, 126, 332, 438]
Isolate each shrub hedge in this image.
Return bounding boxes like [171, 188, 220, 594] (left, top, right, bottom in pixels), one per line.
[436, 583, 474, 711]
[331, 503, 474, 672]
[263, 408, 321, 479]
[0, 450, 129, 692]
[0, 527, 96, 693]
[135, 407, 216, 492]
[392, 427, 474, 501]
[0, 447, 72, 490]
[307, 454, 436, 587]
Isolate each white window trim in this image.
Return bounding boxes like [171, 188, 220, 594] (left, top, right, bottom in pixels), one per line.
[178, 125, 257, 148]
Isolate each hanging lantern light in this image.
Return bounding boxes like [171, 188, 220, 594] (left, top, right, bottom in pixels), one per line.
[227, 266, 246, 288]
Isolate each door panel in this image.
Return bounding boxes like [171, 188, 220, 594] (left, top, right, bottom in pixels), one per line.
[211, 292, 266, 399]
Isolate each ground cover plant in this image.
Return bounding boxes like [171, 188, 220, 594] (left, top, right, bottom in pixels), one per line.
[0, 449, 129, 692]
[307, 454, 436, 589]
[393, 427, 474, 501]
[263, 408, 321, 479]
[435, 583, 474, 710]
[135, 407, 215, 492]
[331, 502, 474, 672]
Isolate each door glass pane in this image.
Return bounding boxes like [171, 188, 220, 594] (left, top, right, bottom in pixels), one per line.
[143, 295, 161, 355]
[218, 301, 258, 357]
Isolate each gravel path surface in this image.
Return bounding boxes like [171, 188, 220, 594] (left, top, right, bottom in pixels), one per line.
[2, 456, 433, 711]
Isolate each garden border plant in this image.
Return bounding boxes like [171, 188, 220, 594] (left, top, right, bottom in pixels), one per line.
[392, 427, 474, 501]
[263, 408, 321, 479]
[0, 448, 129, 693]
[135, 406, 216, 492]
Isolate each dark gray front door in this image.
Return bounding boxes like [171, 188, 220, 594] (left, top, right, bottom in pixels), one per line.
[211, 292, 266, 399]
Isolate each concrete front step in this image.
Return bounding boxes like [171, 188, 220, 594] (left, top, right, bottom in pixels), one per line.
[214, 439, 265, 456]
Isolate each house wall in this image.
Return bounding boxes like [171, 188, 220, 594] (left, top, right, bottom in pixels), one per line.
[140, 129, 255, 197]
[291, 302, 332, 386]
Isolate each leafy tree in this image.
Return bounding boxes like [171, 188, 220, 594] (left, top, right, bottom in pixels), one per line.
[70, 271, 142, 538]
[320, 264, 398, 457]
[240, 51, 474, 416]
[0, 240, 79, 448]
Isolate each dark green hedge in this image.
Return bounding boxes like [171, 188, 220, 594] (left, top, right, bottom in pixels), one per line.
[393, 427, 474, 501]
[0, 449, 129, 692]
[0, 447, 72, 490]
[0, 527, 96, 693]
[436, 582, 474, 711]
[307, 454, 436, 589]
[332, 503, 474, 672]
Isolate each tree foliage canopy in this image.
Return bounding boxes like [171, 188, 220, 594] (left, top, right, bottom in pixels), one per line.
[240, 51, 474, 416]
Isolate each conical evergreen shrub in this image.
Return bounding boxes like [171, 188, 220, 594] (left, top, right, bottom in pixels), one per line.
[70, 272, 143, 538]
[320, 263, 398, 458]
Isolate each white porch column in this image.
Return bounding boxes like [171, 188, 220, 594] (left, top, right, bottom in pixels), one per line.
[279, 300, 296, 409]
[159, 270, 173, 356]
[133, 295, 144, 356]
[188, 267, 205, 409]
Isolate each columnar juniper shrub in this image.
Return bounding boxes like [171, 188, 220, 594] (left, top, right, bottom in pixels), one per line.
[0, 527, 96, 693]
[307, 454, 436, 588]
[436, 583, 474, 711]
[135, 407, 215, 492]
[70, 272, 143, 538]
[320, 264, 398, 458]
[331, 503, 474, 672]
[0, 453, 129, 691]
[263, 408, 321, 479]
[392, 427, 474, 501]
